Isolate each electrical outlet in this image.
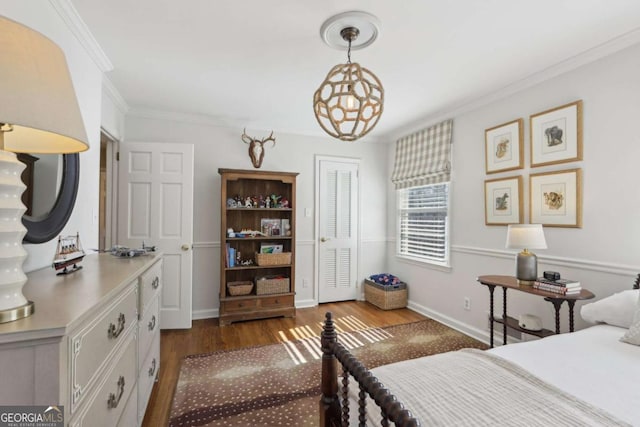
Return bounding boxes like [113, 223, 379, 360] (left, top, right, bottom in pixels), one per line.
[464, 297, 471, 311]
[302, 278, 310, 288]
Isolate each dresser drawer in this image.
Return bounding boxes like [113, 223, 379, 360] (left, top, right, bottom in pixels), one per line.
[70, 284, 138, 414]
[70, 331, 137, 427]
[138, 331, 160, 423]
[118, 383, 138, 427]
[260, 294, 294, 308]
[139, 260, 162, 314]
[138, 294, 159, 370]
[222, 298, 257, 312]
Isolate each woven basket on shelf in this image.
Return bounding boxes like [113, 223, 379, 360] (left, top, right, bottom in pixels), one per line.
[255, 276, 290, 295]
[227, 281, 253, 296]
[364, 279, 407, 310]
[255, 252, 292, 266]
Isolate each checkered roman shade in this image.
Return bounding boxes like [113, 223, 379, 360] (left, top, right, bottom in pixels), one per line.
[391, 119, 453, 189]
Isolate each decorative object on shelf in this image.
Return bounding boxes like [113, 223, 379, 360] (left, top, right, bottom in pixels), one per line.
[0, 17, 90, 323]
[238, 229, 267, 237]
[226, 198, 237, 208]
[505, 224, 547, 285]
[280, 219, 291, 236]
[241, 128, 276, 169]
[261, 218, 281, 236]
[52, 233, 85, 275]
[110, 242, 155, 258]
[530, 168, 582, 227]
[227, 228, 235, 237]
[484, 176, 523, 225]
[313, 11, 384, 141]
[530, 100, 583, 167]
[518, 314, 543, 331]
[485, 119, 524, 174]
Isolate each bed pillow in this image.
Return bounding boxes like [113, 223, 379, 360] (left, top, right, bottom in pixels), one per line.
[580, 289, 639, 328]
[620, 293, 640, 345]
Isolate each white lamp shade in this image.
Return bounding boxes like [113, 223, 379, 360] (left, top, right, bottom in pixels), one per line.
[0, 16, 89, 154]
[505, 224, 547, 250]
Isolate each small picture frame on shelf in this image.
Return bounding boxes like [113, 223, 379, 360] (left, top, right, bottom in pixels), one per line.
[530, 100, 583, 167]
[530, 168, 582, 228]
[280, 218, 291, 236]
[260, 218, 281, 236]
[484, 176, 523, 225]
[260, 243, 283, 253]
[485, 118, 523, 174]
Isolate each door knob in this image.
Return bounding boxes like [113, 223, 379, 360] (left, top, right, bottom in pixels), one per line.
[320, 237, 330, 242]
[181, 244, 190, 251]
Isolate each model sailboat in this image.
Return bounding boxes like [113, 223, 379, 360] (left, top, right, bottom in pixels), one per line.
[52, 233, 85, 275]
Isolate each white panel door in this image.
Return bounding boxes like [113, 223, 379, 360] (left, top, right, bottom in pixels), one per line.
[317, 158, 359, 303]
[118, 142, 194, 329]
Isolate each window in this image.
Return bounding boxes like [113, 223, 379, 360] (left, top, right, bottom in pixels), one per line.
[397, 182, 449, 266]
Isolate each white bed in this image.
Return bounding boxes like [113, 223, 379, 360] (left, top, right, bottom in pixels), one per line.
[322, 283, 640, 426]
[365, 324, 639, 426]
[490, 324, 640, 425]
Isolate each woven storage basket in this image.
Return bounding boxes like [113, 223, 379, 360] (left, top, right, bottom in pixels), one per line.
[255, 252, 292, 266]
[227, 281, 253, 296]
[364, 279, 407, 310]
[256, 276, 290, 295]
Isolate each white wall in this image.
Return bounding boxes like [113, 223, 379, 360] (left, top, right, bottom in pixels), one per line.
[124, 117, 389, 317]
[387, 42, 640, 343]
[2, 2, 103, 272]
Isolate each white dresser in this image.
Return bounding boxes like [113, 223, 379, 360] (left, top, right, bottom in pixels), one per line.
[0, 252, 163, 427]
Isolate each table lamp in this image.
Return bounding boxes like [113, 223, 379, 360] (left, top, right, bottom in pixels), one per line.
[0, 16, 89, 323]
[505, 224, 547, 285]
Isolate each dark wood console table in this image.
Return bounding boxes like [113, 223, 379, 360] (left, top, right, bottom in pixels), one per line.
[477, 275, 595, 348]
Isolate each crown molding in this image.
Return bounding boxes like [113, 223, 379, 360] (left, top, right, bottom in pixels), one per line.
[383, 26, 640, 142]
[50, 0, 113, 72]
[102, 76, 129, 114]
[127, 106, 234, 128]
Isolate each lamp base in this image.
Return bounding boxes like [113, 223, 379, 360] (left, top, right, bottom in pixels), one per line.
[516, 251, 538, 285]
[0, 300, 34, 323]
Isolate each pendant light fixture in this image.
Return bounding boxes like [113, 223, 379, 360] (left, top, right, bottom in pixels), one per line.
[313, 12, 384, 142]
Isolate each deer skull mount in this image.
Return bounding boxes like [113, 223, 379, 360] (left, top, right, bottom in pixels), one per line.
[241, 129, 276, 169]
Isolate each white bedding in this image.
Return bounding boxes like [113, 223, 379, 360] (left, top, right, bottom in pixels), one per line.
[360, 324, 639, 426]
[489, 324, 640, 426]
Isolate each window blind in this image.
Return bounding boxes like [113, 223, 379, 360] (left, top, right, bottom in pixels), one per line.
[398, 183, 449, 263]
[391, 119, 453, 189]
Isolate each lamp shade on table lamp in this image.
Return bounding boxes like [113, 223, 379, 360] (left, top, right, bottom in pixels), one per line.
[0, 16, 89, 323]
[505, 224, 547, 285]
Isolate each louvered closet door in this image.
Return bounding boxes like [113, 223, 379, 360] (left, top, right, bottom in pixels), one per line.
[318, 159, 359, 303]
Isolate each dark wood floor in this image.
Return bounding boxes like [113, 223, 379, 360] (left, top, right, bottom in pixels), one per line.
[141, 301, 426, 426]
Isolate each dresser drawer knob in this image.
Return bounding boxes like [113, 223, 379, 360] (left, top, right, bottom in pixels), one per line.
[148, 315, 156, 331]
[107, 376, 125, 409]
[107, 313, 126, 339]
[148, 358, 157, 377]
[152, 276, 160, 289]
[275, 299, 279, 304]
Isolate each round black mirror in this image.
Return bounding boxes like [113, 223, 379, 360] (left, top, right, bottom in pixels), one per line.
[22, 153, 80, 244]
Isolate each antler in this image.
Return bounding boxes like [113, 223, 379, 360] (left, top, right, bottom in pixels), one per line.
[262, 131, 276, 147]
[241, 128, 253, 144]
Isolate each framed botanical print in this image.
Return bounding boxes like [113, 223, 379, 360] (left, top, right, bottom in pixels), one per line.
[530, 100, 583, 167]
[484, 176, 523, 225]
[485, 118, 524, 174]
[530, 168, 582, 227]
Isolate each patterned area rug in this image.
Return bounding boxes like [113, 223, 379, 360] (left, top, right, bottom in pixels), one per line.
[169, 316, 487, 426]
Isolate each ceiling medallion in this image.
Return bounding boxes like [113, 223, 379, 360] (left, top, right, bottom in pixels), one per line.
[313, 11, 384, 142]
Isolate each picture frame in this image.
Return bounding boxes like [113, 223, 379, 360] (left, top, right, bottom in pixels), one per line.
[485, 118, 524, 174]
[260, 218, 281, 236]
[530, 168, 582, 228]
[484, 176, 523, 225]
[530, 100, 583, 167]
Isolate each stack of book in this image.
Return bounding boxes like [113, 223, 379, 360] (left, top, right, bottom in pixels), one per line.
[533, 277, 582, 295]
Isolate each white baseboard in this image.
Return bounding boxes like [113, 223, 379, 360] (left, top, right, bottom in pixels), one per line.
[192, 308, 219, 320]
[407, 300, 520, 347]
[295, 299, 318, 309]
